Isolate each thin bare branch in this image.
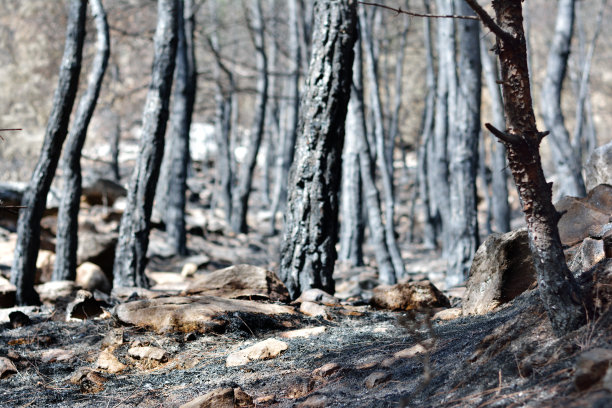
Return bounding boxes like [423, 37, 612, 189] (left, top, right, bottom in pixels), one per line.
[358, 1, 478, 20]
[485, 123, 521, 145]
[463, 0, 514, 41]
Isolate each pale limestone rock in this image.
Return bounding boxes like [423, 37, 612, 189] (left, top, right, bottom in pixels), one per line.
[96, 348, 127, 374]
[0, 357, 17, 379]
[128, 346, 167, 362]
[76, 262, 111, 293]
[280, 326, 326, 339]
[226, 338, 288, 367]
[371, 281, 450, 311]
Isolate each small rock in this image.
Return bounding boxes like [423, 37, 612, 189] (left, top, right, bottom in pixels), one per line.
[69, 367, 95, 384]
[128, 346, 167, 362]
[569, 238, 606, 274]
[299, 301, 329, 318]
[311, 362, 341, 378]
[574, 348, 612, 391]
[433, 308, 462, 321]
[76, 262, 111, 293]
[233, 387, 253, 407]
[179, 387, 235, 408]
[0, 281, 16, 308]
[41, 348, 75, 363]
[96, 348, 127, 374]
[66, 290, 103, 320]
[463, 229, 536, 315]
[36, 280, 78, 304]
[226, 338, 288, 367]
[8, 311, 30, 328]
[394, 344, 427, 359]
[35, 249, 55, 284]
[181, 262, 198, 278]
[253, 394, 275, 405]
[364, 371, 391, 388]
[295, 289, 339, 306]
[371, 281, 450, 311]
[279, 326, 326, 339]
[297, 394, 329, 408]
[102, 329, 124, 348]
[584, 141, 612, 191]
[0, 357, 17, 378]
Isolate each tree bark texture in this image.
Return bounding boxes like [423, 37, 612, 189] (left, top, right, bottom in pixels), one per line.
[53, 0, 110, 282]
[358, 6, 405, 277]
[446, 0, 481, 287]
[10, 0, 86, 305]
[113, 0, 178, 288]
[480, 35, 510, 233]
[231, 0, 268, 233]
[279, 0, 357, 299]
[156, 0, 195, 256]
[466, 0, 585, 335]
[540, 0, 585, 199]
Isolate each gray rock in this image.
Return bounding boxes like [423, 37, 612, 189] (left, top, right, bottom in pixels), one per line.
[370, 281, 450, 311]
[584, 141, 612, 191]
[574, 348, 612, 391]
[463, 229, 536, 315]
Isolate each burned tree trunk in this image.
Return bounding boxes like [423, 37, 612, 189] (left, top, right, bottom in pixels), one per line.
[10, 0, 87, 305]
[156, 0, 196, 256]
[540, 0, 585, 199]
[446, 0, 481, 286]
[279, 0, 357, 299]
[113, 0, 178, 288]
[230, 0, 268, 233]
[466, 0, 585, 335]
[53, 0, 109, 282]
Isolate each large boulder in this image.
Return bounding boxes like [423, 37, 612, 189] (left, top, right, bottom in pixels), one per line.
[113, 295, 295, 334]
[370, 281, 450, 311]
[584, 142, 612, 191]
[183, 264, 289, 303]
[81, 177, 126, 207]
[556, 184, 612, 247]
[463, 228, 536, 315]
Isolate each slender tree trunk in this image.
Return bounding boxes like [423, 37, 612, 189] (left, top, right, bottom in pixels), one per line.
[417, 0, 437, 249]
[230, 0, 268, 233]
[466, 0, 586, 335]
[481, 35, 511, 233]
[446, 0, 481, 286]
[53, 0, 109, 282]
[540, 0, 585, 199]
[160, 0, 196, 256]
[113, 0, 178, 288]
[10, 0, 86, 305]
[351, 34, 396, 284]
[279, 0, 357, 299]
[358, 6, 405, 277]
[109, 111, 121, 182]
[269, 0, 301, 233]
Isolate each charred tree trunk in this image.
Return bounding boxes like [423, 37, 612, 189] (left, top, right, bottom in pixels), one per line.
[481, 35, 510, 233]
[540, 0, 585, 199]
[53, 0, 109, 282]
[157, 0, 196, 256]
[279, 0, 357, 299]
[231, 0, 268, 233]
[113, 0, 178, 288]
[359, 6, 405, 277]
[446, 0, 481, 286]
[466, 0, 586, 335]
[269, 0, 301, 233]
[10, 0, 86, 305]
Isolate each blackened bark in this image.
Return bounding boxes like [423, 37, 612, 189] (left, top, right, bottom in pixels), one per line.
[160, 0, 195, 256]
[480, 35, 510, 233]
[540, 0, 585, 199]
[53, 0, 110, 282]
[113, 0, 178, 288]
[446, 0, 481, 286]
[466, 0, 585, 335]
[230, 0, 268, 233]
[279, 0, 357, 299]
[358, 6, 405, 277]
[269, 0, 301, 232]
[10, 0, 86, 305]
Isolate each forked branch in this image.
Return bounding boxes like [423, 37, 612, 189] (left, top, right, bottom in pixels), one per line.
[463, 0, 514, 42]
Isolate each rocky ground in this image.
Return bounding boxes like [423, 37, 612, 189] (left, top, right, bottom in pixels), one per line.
[1, 160, 612, 407]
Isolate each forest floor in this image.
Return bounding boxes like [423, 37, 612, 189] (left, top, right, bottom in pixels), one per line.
[1, 160, 611, 407]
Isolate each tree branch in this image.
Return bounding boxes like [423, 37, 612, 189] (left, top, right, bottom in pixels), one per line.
[358, 1, 478, 20]
[485, 123, 521, 145]
[463, 0, 514, 42]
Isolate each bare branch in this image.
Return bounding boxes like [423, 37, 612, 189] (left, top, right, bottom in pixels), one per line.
[463, 0, 514, 42]
[485, 123, 521, 145]
[358, 1, 478, 20]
